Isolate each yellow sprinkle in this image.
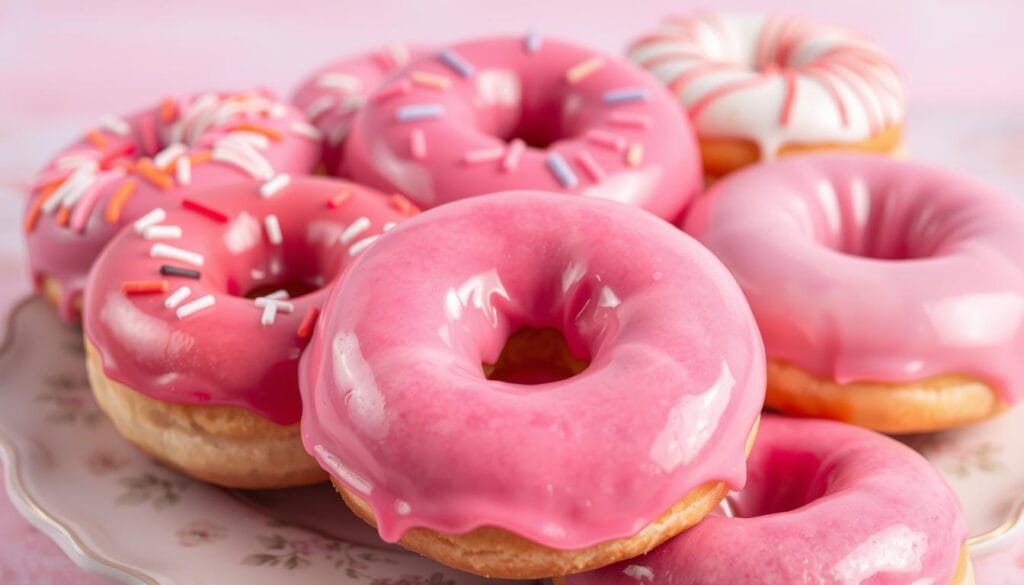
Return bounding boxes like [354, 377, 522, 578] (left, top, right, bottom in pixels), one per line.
[626, 143, 644, 167]
[566, 57, 605, 84]
[410, 70, 451, 91]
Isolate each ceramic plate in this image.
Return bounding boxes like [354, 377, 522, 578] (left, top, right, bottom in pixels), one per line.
[1, 296, 1022, 584]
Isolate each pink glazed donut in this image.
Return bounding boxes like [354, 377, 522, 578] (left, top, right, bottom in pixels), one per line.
[300, 191, 765, 577]
[292, 43, 430, 173]
[341, 35, 702, 220]
[565, 415, 971, 585]
[685, 153, 1024, 433]
[24, 89, 321, 321]
[83, 177, 410, 489]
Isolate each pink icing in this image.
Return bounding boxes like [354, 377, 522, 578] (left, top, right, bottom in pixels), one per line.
[291, 43, 431, 173]
[299, 191, 765, 549]
[82, 177, 407, 424]
[24, 89, 321, 321]
[685, 154, 1024, 404]
[340, 35, 702, 221]
[567, 415, 967, 584]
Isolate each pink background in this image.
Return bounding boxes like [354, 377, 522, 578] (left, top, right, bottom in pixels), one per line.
[1, 0, 1023, 582]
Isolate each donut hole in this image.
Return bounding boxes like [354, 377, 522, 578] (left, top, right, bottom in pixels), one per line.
[242, 281, 320, 300]
[482, 326, 591, 385]
[471, 68, 569, 150]
[731, 449, 829, 517]
[501, 117, 561, 150]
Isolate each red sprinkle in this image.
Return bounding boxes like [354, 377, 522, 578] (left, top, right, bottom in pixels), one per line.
[121, 280, 169, 294]
[99, 142, 138, 170]
[297, 306, 321, 340]
[181, 198, 229, 223]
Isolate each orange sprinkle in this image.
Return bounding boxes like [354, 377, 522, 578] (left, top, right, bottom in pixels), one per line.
[231, 123, 283, 142]
[134, 158, 174, 191]
[56, 206, 72, 227]
[159, 97, 177, 123]
[86, 128, 109, 149]
[625, 143, 644, 167]
[189, 150, 212, 165]
[389, 193, 420, 216]
[410, 71, 451, 91]
[566, 56, 606, 84]
[104, 179, 138, 224]
[23, 183, 59, 233]
[297, 306, 321, 340]
[327, 189, 353, 209]
[121, 279, 169, 294]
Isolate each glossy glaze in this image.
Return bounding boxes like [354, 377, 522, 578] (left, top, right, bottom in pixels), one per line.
[685, 154, 1024, 403]
[629, 14, 904, 156]
[567, 415, 967, 585]
[299, 191, 765, 548]
[341, 36, 702, 221]
[24, 90, 321, 321]
[83, 177, 407, 424]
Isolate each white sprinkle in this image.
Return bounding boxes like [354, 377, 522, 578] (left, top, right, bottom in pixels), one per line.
[263, 214, 283, 245]
[337, 95, 365, 116]
[55, 155, 98, 171]
[623, 565, 654, 582]
[268, 103, 287, 118]
[348, 234, 379, 256]
[176, 156, 191, 185]
[98, 115, 130, 136]
[222, 131, 270, 150]
[176, 294, 215, 319]
[263, 289, 289, 300]
[143, 225, 182, 240]
[260, 174, 291, 198]
[164, 286, 192, 309]
[304, 95, 336, 120]
[339, 216, 371, 244]
[394, 499, 412, 516]
[290, 121, 323, 141]
[382, 221, 397, 231]
[250, 268, 266, 280]
[150, 243, 204, 267]
[133, 208, 167, 233]
[254, 297, 294, 312]
[43, 169, 94, 213]
[259, 303, 278, 326]
[212, 142, 273, 180]
[152, 142, 187, 169]
[317, 73, 362, 93]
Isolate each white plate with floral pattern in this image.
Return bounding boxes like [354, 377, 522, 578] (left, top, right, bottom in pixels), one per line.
[1, 295, 1023, 584]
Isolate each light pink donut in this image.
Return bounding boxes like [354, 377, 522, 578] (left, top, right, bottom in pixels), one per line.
[341, 35, 702, 220]
[24, 89, 321, 320]
[299, 191, 764, 550]
[567, 415, 969, 585]
[291, 43, 431, 173]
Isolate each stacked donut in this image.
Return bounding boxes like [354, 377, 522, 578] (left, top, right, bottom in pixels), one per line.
[20, 13, 1024, 584]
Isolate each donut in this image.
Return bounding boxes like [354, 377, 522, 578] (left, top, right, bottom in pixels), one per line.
[82, 176, 412, 488]
[628, 14, 904, 178]
[684, 154, 1024, 433]
[292, 43, 430, 173]
[24, 89, 321, 321]
[564, 415, 972, 585]
[340, 35, 702, 220]
[299, 191, 765, 577]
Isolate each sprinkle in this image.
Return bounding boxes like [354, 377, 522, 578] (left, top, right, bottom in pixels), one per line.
[121, 280, 169, 294]
[461, 146, 505, 164]
[586, 129, 627, 151]
[176, 294, 215, 319]
[408, 128, 427, 160]
[190, 150, 212, 165]
[137, 115, 159, 156]
[411, 70, 451, 91]
[255, 297, 294, 311]
[438, 49, 474, 78]
[42, 169, 93, 214]
[340, 217, 370, 244]
[395, 103, 444, 122]
[303, 95, 336, 120]
[159, 98, 178, 123]
[328, 190, 353, 209]
[160, 265, 200, 279]
[134, 158, 174, 190]
[259, 303, 278, 326]
[220, 131, 270, 151]
[153, 142, 187, 169]
[575, 151, 605, 181]
[525, 30, 543, 53]
[231, 123, 283, 142]
[85, 129, 108, 149]
[164, 286, 192, 309]
[326, 122, 351, 146]
[317, 73, 362, 93]
[603, 87, 650, 105]
[260, 174, 291, 198]
[98, 143, 137, 169]
[212, 147, 268, 180]
[98, 115, 130, 136]
[212, 140, 273, 179]
[390, 43, 410, 67]
[23, 184, 57, 232]
[290, 121, 323, 141]
[296, 306, 321, 339]
[501, 139, 526, 172]
[143, 225, 182, 240]
[626, 143, 644, 167]
[546, 153, 578, 189]
[383, 221, 397, 231]
[373, 80, 412, 104]
[104, 179, 137, 224]
[181, 198, 228, 223]
[389, 193, 419, 215]
[69, 178, 114, 232]
[609, 111, 652, 129]
[566, 57, 605, 83]
[264, 214, 283, 245]
[150, 243, 204, 267]
[348, 235, 379, 256]
[263, 290, 290, 300]
[56, 207, 72, 226]
[176, 156, 191, 185]
[133, 208, 167, 233]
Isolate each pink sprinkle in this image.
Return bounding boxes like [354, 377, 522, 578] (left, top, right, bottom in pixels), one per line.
[137, 115, 159, 156]
[574, 151, 605, 181]
[68, 182, 106, 232]
[461, 146, 505, 165]
[501, 139, 525, 172]
[409, 128, 427, 160]
[586, 130, 627, 152]
[373, 80, 412, 104]
[609, 111, 652, 129]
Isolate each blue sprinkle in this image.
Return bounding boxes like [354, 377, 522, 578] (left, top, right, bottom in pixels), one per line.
[546, 153, 578, 189]
[525, 30, 543, 53]
[603, 88, 650, 105]
[395, 103, 445, 122]
[439, 49, 475, 78]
